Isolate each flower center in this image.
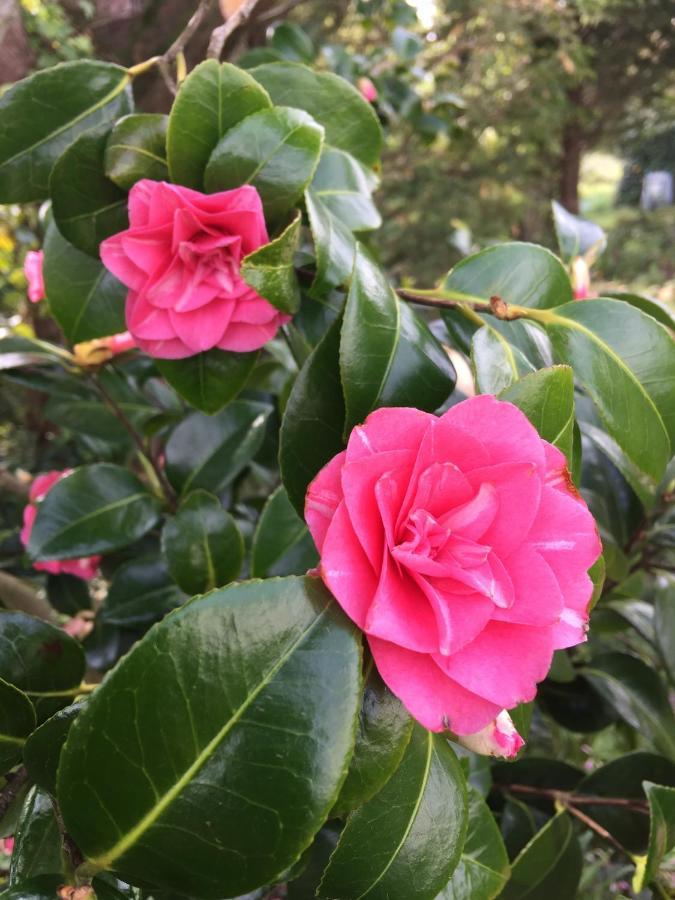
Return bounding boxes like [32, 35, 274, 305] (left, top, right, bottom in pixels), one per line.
[396, 509, 449, 559]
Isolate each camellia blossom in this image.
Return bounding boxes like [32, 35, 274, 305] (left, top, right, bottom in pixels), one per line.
[571, 255, 591, 300]
[24, 250, 45, 303]
[305, 396, 601, 749]
[357, 76, 378, 103]
[72, 330, 137, 366]
[100, 180, 290, 359]
[455, 710, 525, 758]
[21, 471, 101, 579]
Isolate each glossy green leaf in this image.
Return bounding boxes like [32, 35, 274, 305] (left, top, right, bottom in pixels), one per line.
[499, 799, 542, 862]
[50, 128, 128, 257]
[551, 200, 606, 263]
[0, 678, 35, 773]
[23, 703, 82, 795]
[305, 188, 356, 296]
[500, 365, 575, 466]
[45, 574, 91, 616]
[27, 464, 160, 561]
[333, 663, 413, 816]
[205, 106, 324, 221]
[104, 113, 168, 190]
[241, 212, 301, 314]
[442, 243, 572, 310]
[575, 752, 675, 854]
[318, 727, 467, 900]
[101, 555, 186, 627]
[165, 400, 271, 496]
[341, 244, 455, 432]
[633, 781, 675, 891]
[250, 485, 318, 578]
[605, 291, 675, 330]
[537, 675, 616, 733]
[310, 146, 381, 232]
[546, 299, 674, 483]
[270, 22, 315, 63]
[0, 612, 85, 715]
[579, 417, 657, 509]
[499, 812, 581, 900]
[280, 315, 345, 515]
[162, 490, 243, 595]
[655, 580, 675, 686]
[251, 63, 382, 167]
[582, 652, 675, 759]
[58, 576, 361, 897]
[0, 60, 132, 203]
[438, 787, 509, 900]
[43, 222, 126, 342]
[156, 348, 258, 415]
[8, 788, 62, 886]
[471, 326, 535, 394]
[167, 60, 271, 190]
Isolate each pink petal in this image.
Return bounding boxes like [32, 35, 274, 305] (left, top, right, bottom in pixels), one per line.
[100, 233, 147, 290]
[527, 485, 601, 571]
[305, 451, 347, 553]
[442, 395, 546, 470]
[456, 710, 525, 758]
[230, 295, 281, 325]
[217, 318, 287, 352]
[136, 336, 193, 359]
[369, 636, 501, 734]
[127, 179, 159, 227]
[169, 302, 232, 353]
[364, 551, 439, 653]
[126, 293, 176, 340]
[320, 500, 378, 629]
[30, 470, 66, 501]
[466, 461, 542, 557]
[345, 407, 433, 461]
[438, 620, 555, 708]
[494, 545, 563, 626]
[408, 462, 473, 521]
[414, 574, 495, 656]
[20, 503, 36, 547]
[440, 482, 498, 541]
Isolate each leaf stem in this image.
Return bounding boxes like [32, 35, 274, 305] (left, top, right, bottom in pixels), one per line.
[397, 287, 555, 325]
[27, 682, 98, 699]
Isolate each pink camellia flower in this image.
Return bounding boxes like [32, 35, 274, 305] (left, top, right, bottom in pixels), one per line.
[456, 710, 525, 758]
[357, 77, 378, 103]
[24, 250, 45, 303]
[305, 396, 601, 748]
[571, 256, 591, 300]
[100, 180, 290, 359]
[21, 470, 101, 580]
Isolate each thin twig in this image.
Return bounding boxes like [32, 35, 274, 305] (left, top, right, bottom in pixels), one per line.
[164, 0, 214, 62]
[505, 783, 648, 812]
[89, 373, 177, 512]
[208, 0, 264, 59]
[565, 804, 630, 857]
[0, 768, 29, 821]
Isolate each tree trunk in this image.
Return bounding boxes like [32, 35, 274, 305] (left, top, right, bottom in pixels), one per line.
[0, 0, 35, 84]
[559, 122, 583, 213]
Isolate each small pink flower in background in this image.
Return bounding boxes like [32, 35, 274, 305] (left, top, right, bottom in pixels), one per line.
[572, 256, 591, 300]
[305, 396, 601, 749]
[21, 470, 101, 579]
[1, 837, 14, 855]
[456, 710, 525, 758]
[100, 180, 290, 359]
[358, 77, 378, 103]
[24, 250, 45, 303]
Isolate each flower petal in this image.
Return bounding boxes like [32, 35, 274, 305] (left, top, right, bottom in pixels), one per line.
[321, 500, 378, 630]
[305, 451, 347, 553]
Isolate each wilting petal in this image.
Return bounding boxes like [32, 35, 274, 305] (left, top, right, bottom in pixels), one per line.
[455, 710, 525, 758]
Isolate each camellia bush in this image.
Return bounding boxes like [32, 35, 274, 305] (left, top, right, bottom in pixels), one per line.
[0, 15, 674, 900]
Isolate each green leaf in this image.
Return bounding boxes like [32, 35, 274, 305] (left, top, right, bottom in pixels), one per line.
[50, 128, 128, 257]
[58, 576, 361, 897]
[318, 727, 467, 900]
[499, 812, 581, 900]
[165, 400, 271, 497]
[605, 291, 675, 331]
[546, 299, 674, 483]
[46, 574, 91, 616]
[251, 63, 382, 167]
[579, 417, 657, 509]
[0, 60, 132, 203]
[101, 555, 186, 627]
[582, 652, 675, 759]
[437, 787, 509, 900]
[270, 22, 315, 63]
[633, 782, 675, 891]
[205, 106, 324, 221]
[471, 326, 535, 395]
[43, 222, 126, 343]
[305, 188, 356, 295]
[23, 703, 82, 795]
[310, 146, 381, 232]
[500, 365, 575, 466]
[8, 788, 62, 886]
[27, 464, 161, 561]
[279, 315, 345, 515]
[0, 612, 85, 719]
[655, 580, 675, 686]
[492, 758, 584, 816]
[104, 113, 168, 190]
[537, 675, 616, 733]
[551, 200, 606, 263]
[167, 60, 271, 190]
[574, 752, 675, 854]
[162, 490, 243, 595]
[341, 244, 455, 432]
[333, 663, 413, 816]
[156, 349, 258, 415]
[241, 211, 301, 314]
[250, 485, 318, 578]
[0, 678, 35, 773]
[442, 243, 572, 310]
